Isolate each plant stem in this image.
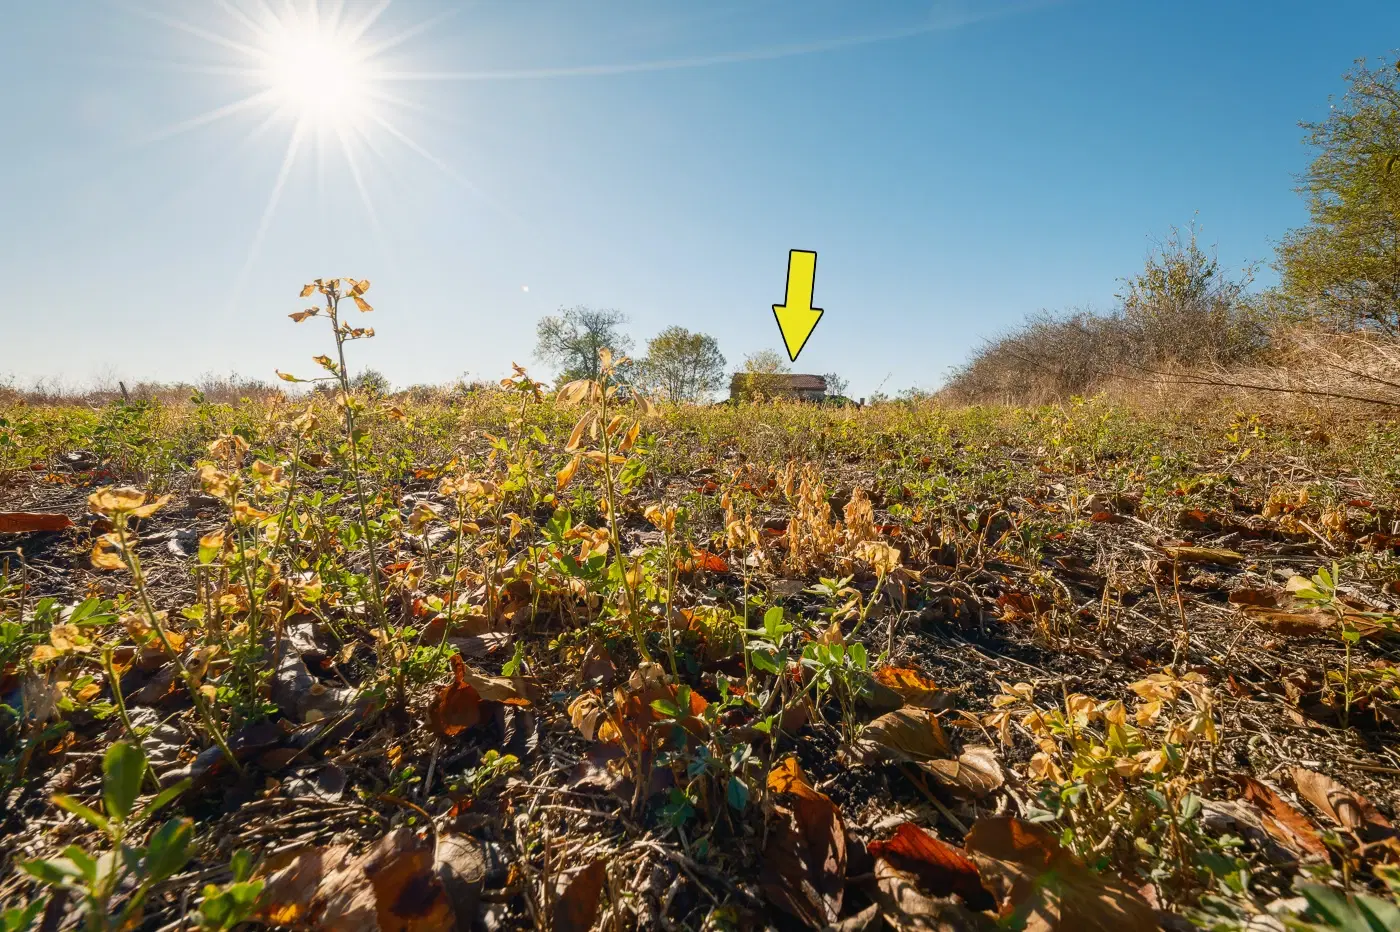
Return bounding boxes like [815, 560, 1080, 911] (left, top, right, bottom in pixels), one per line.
[116, 519, 244, 777]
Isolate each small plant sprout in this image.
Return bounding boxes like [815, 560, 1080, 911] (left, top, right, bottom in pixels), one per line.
[21, 742, 192, 930]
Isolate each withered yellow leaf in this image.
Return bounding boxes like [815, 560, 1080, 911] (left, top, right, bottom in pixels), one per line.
[557, 453, 582, 491]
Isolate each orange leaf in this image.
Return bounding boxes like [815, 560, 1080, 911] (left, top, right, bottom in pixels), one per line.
[428, 654, 482, 738]
[689, 548, 728, 573]
[763, 758, 846, 927]
[872, 665, 946, 710]
[867, 822, 993, 910]
[1236, 775, 1328, 858]
[0, 512, 73, 533]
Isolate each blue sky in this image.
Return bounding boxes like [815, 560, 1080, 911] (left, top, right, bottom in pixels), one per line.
[2, 1, 1396, 398]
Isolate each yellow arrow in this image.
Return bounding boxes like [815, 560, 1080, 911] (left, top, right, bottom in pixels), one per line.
[772, 249, 823, 362]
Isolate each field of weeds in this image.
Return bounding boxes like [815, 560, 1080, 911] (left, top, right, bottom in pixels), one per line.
[2, 286, 1400, 930]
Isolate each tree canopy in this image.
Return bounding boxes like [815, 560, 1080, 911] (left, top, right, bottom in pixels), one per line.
[639, 326, 726, 402]
[731, 350, 792, 399]
[534, 306, 633, 383]
[1277, 56, 1400, 333]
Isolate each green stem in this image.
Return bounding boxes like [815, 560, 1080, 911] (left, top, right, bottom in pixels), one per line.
[116, 519, 244, 777]
[102, 648, 161, 793]
[597, 384, 647, 661]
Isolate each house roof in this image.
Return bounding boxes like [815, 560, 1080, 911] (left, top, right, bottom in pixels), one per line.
[730, 373, 827, 391]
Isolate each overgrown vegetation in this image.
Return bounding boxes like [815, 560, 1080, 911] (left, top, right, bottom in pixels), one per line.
[945, 54, 1400, 408]
[1, 279, 1398, 929]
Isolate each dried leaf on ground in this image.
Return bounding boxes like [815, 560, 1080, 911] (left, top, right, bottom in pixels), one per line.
[865, 708, 953, 762]
[429, 654, 482, 738]
[1164, 546, 1244, 566]
[0, 512, 73, 533]
[923, 745, 1005, 798]
[1292, 767, 1396, 842]
[1236, 775, 1328, 858]
[763, 757, 847, 927]
[997, 591, 1050, 622]
[867, 822, 993, 910]
[553, 860, 607, 932]
[868, 860, 996, 931]
[257, 828, 454, 930]
[434, 833, 487, 923]
[964, 816, 1157, 932]
[458, 665, 534, 706]
[1244, 609, 1337, 637]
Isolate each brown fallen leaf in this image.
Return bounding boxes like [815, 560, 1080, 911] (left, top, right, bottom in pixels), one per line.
[433, 834, 486, 926]
[458, 665, 534, 707]
[257, 827, 455, 931]
[1228, 587, 1285, 608]
[864, 708, 952, 762]
[763, 758, 846, 927]
[0, 512, 73, 533]
[867, 860, 996, 931]
[1164, 546, 1243, 566]
[1235, 775, 1328, 859]
[429, 654, 482, 738]
[923, 745, 1005, 799]
[867, 822, 993, 911]
[998, 590, 1050, 622]
[965, 817, 1157, 932]
[553, 860, 607, 932]
[1292, 767, 1396, 842]
[1244, 608, 1336, 637]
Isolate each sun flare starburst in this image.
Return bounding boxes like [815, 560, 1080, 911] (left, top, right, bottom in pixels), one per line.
[257, 15, 377, 126]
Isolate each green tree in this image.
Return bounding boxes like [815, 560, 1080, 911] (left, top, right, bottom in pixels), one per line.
[822, 372, 850, 399]
[732, 350, 791, 400]
[1116, 223, 1262, 367]
[639, 327, 726, 402]
[534, 307, 633, 382]
[1277, 56, 1400, 333]
[350, 368, 392, 397]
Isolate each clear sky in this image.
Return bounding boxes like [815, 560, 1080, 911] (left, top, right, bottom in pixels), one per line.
[2, 1, 1397, 398]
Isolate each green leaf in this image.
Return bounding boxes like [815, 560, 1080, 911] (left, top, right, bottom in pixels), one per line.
[727, 775, 750, 811]
[136, 779, 191, 822]
[763, 606, 786, 640]
[199, 879, 264, 930]
[848, 643, 867, 669]
[103, 742, 147, 822]
[51, 794, 111, 836]
[229, 849, 255, 884]
[2, 901, 44, 932]
[19, 857, 84, 888]
[143, 818, 193, 882]
[650, 698, 681, 718]
[60, 845, 98, 884]
[750, 650, 779, 674]
[1299, 883, 1400, 932]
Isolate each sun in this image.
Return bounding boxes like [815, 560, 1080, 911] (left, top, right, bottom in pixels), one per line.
[256, 16, 376, 126]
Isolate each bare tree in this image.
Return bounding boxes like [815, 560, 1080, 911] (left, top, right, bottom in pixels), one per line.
[534, 307, 633, 382]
